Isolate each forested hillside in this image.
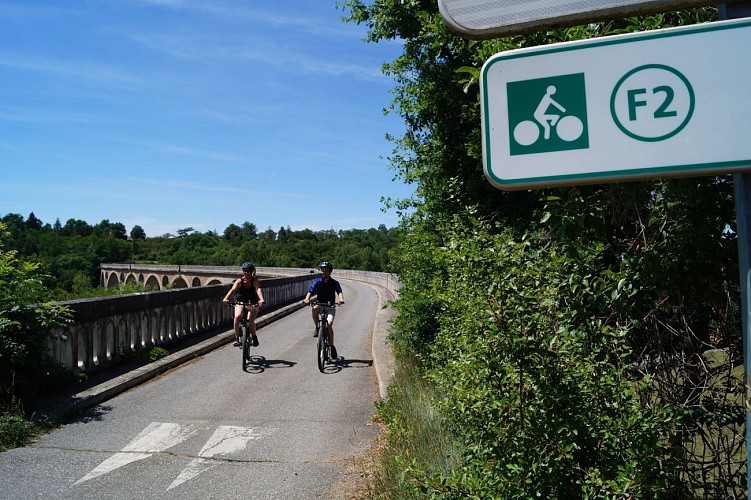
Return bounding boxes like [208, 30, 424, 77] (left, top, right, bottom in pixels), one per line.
[0, 213, 400, 300]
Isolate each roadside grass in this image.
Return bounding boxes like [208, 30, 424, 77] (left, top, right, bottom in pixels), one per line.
[368, 354, 461, 498]
[0, 409, 46, 452]
[368, 349, 745, 497]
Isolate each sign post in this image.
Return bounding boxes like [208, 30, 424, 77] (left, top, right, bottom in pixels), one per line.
[721, 3, 751, 495]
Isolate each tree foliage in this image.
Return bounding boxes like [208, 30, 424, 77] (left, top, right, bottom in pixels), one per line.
[344, 1, 743, 495]
[0, 223, 73, 412]
[0, 213, 402, 299]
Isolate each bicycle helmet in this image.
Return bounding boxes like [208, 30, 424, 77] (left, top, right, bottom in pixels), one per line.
[241, 262, 255, 271]
[319, 261, 333, 270]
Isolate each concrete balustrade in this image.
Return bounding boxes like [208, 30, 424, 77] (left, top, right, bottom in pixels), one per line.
[49, 267, 401, 375]
[49, 273, 316, 373]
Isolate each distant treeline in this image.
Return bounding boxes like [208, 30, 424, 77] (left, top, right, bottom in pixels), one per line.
[0, 213, 401, 300]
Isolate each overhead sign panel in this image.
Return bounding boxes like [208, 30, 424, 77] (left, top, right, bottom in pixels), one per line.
[480, 18, 751, 190]
[438, 0, 718, 38]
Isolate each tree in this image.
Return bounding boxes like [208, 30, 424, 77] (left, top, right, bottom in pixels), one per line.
[241, 222, 258, 240]
[94, 219, 127, 240]
[176, 227, 195, 238]
[223, 223, 242, 243]
[0, 222, 72, 411]
[61, 218, 92, 237]
[130, 225, 146, 240]
[262, 227, 276, 241]
[25, 213, 42, 231]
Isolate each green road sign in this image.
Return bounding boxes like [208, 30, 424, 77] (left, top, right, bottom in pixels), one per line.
[480, 18, 751, 190]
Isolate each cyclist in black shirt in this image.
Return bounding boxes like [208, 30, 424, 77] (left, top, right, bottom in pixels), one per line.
[303, 261, 344, 358]
[223, 262, 265, 347]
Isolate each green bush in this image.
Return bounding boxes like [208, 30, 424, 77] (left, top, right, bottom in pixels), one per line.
[0, 223, 73, 409]
[147, 346, 169, 362]
[390, 215, 685, 497]
[0, 410, 40, 451]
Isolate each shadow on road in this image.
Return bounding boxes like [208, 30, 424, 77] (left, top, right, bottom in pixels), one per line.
[243, 356, 296, 373]
[320, 358, 373, 374]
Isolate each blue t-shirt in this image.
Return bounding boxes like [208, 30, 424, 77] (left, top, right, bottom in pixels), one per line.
[309, 277, 342, 304]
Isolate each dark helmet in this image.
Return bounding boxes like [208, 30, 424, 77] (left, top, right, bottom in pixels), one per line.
[241, 262, 255, 271]
[319, 261, 333, 270]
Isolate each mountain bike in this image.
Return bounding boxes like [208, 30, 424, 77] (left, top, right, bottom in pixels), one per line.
[310, 300, 337, 372]
[229, 300, 259, 371]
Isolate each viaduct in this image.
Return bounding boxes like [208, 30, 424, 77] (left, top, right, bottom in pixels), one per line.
[99, 264, 315, 291]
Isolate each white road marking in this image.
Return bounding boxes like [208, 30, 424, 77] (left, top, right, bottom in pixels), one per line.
[167, 425, 267, 490]
[74, 422, 196, 485]
[74, 422, 275, 490]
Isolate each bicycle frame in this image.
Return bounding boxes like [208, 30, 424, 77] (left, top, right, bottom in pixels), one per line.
[310, 300, 336, 372]
[229, 300, 259, 371]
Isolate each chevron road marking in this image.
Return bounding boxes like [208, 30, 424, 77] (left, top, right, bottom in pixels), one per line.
[167, 425, 267, 490]
[74, 422, 274, 491]
[74, 422, 196, 485]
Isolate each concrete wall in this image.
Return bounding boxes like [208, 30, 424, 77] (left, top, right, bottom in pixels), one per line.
[50, 268, 401, 374]
[50, 273, 315, 373]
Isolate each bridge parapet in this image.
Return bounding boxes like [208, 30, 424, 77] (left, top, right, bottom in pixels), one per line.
[52, 266, 401, 375]
[51, 273, 315, 373]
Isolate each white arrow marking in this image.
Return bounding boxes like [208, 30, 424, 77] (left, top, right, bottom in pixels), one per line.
[167, 426, 267, 490]
[74, 422, 195, 485]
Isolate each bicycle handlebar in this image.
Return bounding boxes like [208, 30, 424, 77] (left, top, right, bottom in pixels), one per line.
[308, 299, 342, 307]
[227, 300, 260, 308]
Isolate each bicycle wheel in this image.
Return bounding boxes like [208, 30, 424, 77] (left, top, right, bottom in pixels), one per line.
[241, 322, 250, 371]
[317, 322, 327, 372]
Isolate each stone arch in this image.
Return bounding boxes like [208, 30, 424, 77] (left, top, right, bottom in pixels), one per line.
[126, 273, 136, 284]
[107, 273, 119, 288]
[145, 275, 160, 291]
[191, 277, 201, 288]
[171, 276, 188, 289]
[162, 275, 169, 287]
[207, 279, 222, 286]
[138, 273, 144, 283]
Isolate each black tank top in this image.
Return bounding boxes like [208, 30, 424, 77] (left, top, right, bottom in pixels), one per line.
[235, 277, 259, 303]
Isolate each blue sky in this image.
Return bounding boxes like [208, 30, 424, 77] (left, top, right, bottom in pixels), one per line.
[0, 0, 412, 238]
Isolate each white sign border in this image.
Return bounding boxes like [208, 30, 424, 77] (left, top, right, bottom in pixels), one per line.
[480, 18, 751, 191]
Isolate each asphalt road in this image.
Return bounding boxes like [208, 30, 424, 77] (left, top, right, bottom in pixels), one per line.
[0, 280, 388, 499]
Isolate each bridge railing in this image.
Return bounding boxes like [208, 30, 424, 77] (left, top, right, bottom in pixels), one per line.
[49, 273, 316, 373]
[50, 267, 401, 374]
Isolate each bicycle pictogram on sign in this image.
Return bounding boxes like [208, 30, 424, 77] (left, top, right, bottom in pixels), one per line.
[507, 73, 589, 156]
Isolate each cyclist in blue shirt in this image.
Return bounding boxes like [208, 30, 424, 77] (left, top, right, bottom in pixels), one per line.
[303, 261, 344, 359]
